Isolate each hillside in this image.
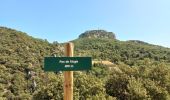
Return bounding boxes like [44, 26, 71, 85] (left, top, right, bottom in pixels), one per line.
[0, 27, 170, 99]
[0, 27, 62, 71]
[73, 37, 170, 66]
[0, 27, 62, 99]
[79, 30, 116, 39]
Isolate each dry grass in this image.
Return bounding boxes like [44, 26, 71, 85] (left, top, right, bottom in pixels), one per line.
[92, 60, 114, 66]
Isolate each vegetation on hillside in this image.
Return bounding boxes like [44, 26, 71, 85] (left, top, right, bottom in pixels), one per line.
[79, 30, 116, 39]
[73, 38, 170, 65]
[0, 27, 170, 99]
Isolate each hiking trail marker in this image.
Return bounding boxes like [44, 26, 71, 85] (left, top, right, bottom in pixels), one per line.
[44, 57, 91, 71]
[44, 42, 92, 100]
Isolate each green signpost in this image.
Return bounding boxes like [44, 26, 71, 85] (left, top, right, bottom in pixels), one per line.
[44, 57, 92, 71]
[44, 43, 92, 100]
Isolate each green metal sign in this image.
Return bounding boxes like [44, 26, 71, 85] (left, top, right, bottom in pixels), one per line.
[44, 57, 92, 71]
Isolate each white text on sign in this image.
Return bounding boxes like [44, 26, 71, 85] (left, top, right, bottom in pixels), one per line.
[59, 60, 78, 64]
[59, 60, 78, 68]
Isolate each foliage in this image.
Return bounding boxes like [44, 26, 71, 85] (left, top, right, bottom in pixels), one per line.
[74, 72, 110, 99]
[1, 27, 170, 99]
[33, 73, 63, 100]
[73, 38, 170, 65]
[79, 30, 116, 39]
[105, 61, 170, 100]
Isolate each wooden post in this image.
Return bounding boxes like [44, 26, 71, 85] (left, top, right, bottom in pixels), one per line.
[64, 43, 74, 100]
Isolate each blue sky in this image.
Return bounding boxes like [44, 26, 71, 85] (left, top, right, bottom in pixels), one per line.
[1, 0, 170, 47]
